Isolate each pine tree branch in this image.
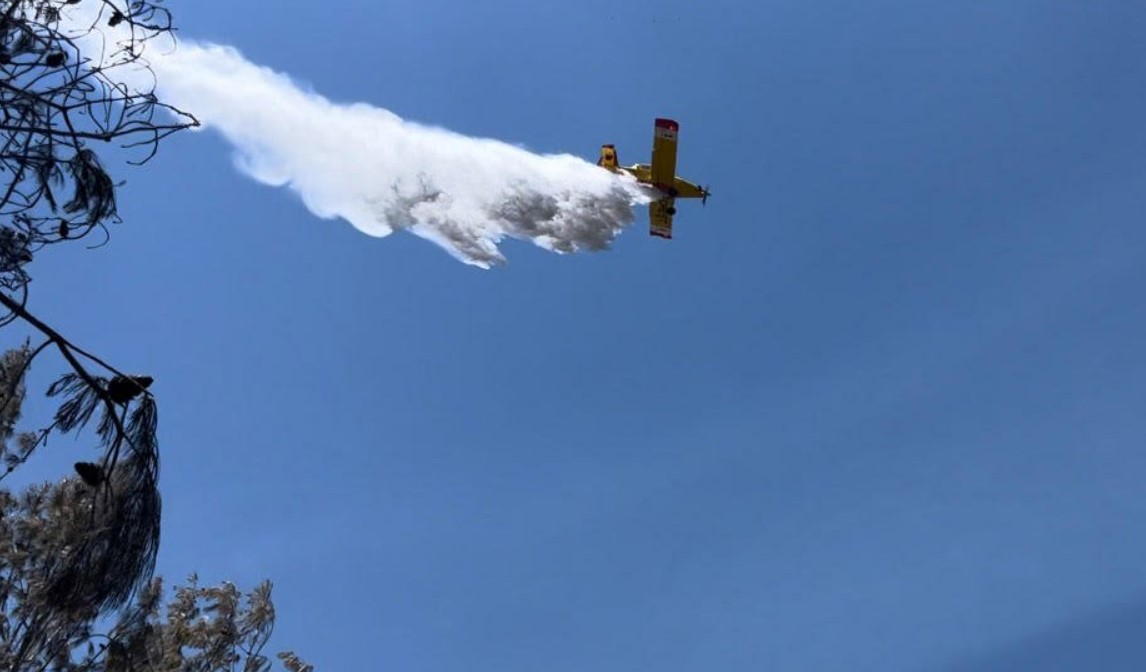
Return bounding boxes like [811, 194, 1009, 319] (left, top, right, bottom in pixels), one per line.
[0, 290, 144, 465]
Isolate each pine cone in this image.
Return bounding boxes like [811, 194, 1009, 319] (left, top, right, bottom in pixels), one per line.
[106, 375, 153, 404]
[74, 461, 104, 486]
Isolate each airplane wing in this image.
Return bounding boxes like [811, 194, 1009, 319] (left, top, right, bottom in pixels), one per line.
[649, 197, 674, 239]
[650, 118, 679, 192]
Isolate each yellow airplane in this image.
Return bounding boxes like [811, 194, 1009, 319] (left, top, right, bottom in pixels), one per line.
[597, 117, 709, 239]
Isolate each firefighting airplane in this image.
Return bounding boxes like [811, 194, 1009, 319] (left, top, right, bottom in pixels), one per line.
[597, 118, 710, 239]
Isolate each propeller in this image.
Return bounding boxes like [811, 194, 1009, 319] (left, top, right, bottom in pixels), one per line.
[701, 186, 711, 206]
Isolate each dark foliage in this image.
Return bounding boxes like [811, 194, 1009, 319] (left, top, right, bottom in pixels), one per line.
[0, 4, 310, 669]
[0, 477, 310, 671]
[0, 0, 198, 290]
[0, 0, 197, 639]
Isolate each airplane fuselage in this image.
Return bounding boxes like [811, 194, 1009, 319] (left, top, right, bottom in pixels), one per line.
[617, 164, 707, 200]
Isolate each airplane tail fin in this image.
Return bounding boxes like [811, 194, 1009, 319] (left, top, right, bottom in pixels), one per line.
[597, 144, 619, 170]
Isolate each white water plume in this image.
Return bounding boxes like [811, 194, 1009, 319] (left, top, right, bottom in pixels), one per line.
[65, 9, 654, 267]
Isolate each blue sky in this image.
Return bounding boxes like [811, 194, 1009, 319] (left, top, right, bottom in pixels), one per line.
[10, 0, 1146, 670]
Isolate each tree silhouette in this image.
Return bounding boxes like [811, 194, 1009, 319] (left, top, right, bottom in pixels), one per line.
[0, 472, 310, 671]
[0, 0, 197, 627]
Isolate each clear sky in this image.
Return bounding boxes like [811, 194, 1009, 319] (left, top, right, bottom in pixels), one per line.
[12, 0, 1146, 670]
